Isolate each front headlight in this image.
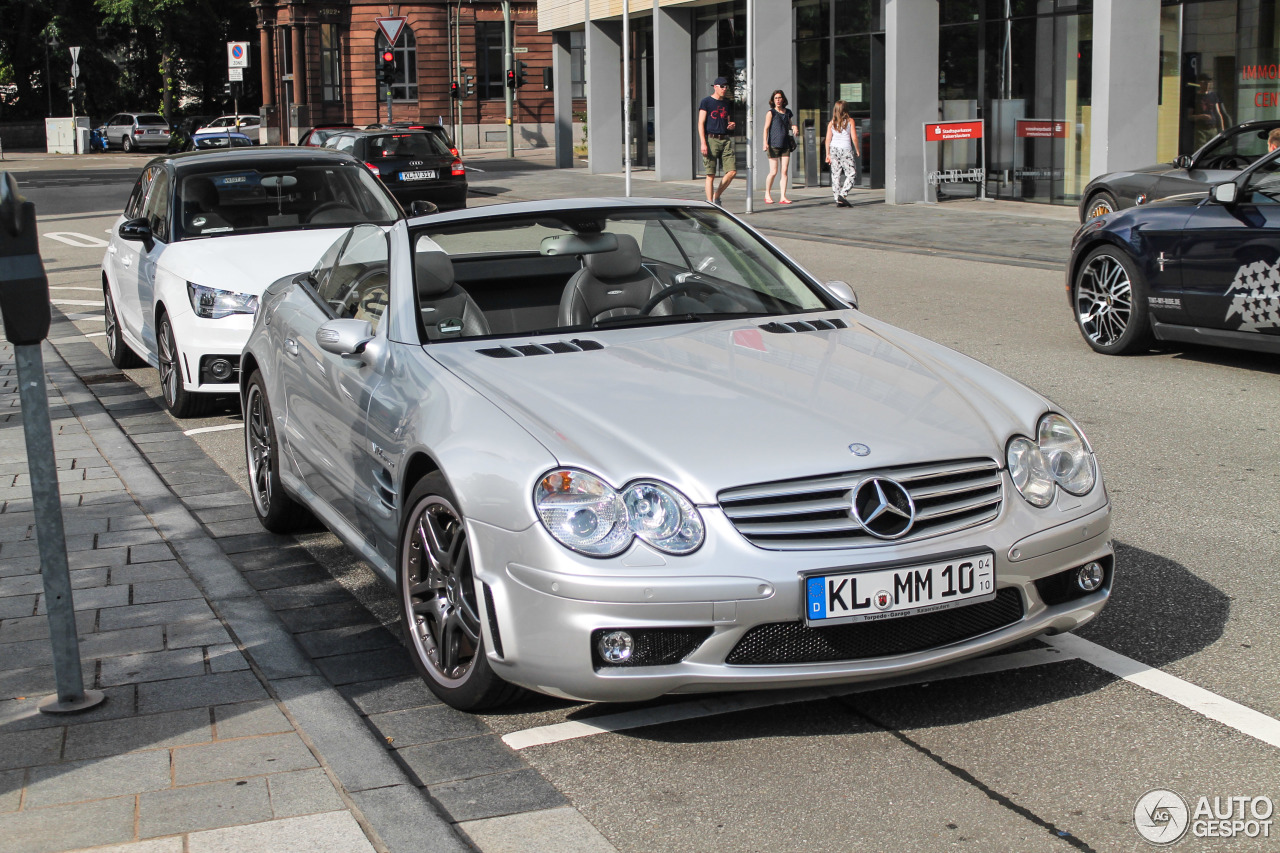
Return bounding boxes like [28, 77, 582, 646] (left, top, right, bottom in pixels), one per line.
[534, 469, 705, 557]
[1007, 414, 1096, 507]
[187, 282, 259, 319]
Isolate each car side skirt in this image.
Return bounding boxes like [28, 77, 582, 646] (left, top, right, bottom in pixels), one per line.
[278, 467, 397, 583]
[1151, 319, 1280, 354]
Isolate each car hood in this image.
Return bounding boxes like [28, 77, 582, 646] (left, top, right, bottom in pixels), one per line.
[158, 229, 345, 295]
[1144, 191, 1206, 209]
[428, 316, 1050, 504]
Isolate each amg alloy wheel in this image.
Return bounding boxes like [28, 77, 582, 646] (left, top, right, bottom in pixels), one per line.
[104, 285, 143, 368]
[243, 371, 311, 532]
[1073, 247, 1154, 355]
[157, 313, 212, 418]
[399, 474, 519, 711]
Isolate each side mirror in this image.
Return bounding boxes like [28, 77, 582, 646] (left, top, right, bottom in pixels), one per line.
[409, 200, 438, 216]
[1211, 182, 1239, 205]
[825, 280, 858, 309]
[1175, 154, 1194, 169]
[316, 318, 373, 356]
[118, 217, 153, 247]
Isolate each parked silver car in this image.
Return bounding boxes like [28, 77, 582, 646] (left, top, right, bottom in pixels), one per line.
[102, 112, 171, 152]
[241, 199, 1114, 710]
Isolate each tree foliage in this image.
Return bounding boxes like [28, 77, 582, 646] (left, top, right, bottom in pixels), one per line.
[0, 0, 258, 122]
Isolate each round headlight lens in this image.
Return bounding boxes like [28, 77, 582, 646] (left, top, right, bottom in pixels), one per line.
[624, 481, 704, 555]
[1007, 437, 1055, 508]
[534, 470, 630, 556]
[1038, 414, 1096, 495]
[534, 470, 705, 557]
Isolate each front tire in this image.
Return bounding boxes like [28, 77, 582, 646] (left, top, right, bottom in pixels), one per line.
[244, 371, 312, 533]
[157, 312, 213, 418]
[1073, 246, 1154, 355]
[398, 474, 520, 711]
[1083, 190, 1118, 222]
[104, 285, 144, 368]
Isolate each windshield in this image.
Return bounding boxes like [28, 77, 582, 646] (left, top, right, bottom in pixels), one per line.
[175, 162, 400, 240]
[138, 114, 168, 127]
[1193, 125, 1275, 170]
[410, 206, 834, 342]
[368, 132, 453, 159]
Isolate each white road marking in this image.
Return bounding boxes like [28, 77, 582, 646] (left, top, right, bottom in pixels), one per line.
[44, 232, 109, 248]
[501, 646, 1073, 750]
[83, 332, 106, 338]
[1043, 633, 1280, 750]
[51, 300, 103, 306]
[183, 424, 242, 436]
[50, 286, 102, 292]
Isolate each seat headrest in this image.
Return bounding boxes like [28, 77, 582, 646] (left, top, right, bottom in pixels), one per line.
[415, 251, 456, 297]
[583, 233, 641, 279]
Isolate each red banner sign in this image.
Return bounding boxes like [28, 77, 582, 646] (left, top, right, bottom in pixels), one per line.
[1016, 119, 1068, 139]
[924, 121, 984, 141]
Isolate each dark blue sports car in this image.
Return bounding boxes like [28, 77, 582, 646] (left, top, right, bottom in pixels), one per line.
[1067, 146, 1280, 356]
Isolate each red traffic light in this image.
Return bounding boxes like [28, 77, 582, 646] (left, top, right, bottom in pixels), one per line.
[505, 69, 516, 89]
[382, 50, 394, 63]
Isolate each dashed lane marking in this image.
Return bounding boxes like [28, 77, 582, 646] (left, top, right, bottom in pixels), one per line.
[51, 299, 103, 306]
[501, 646, 1073, 750]
[1043, 633, 1280, 750]
[44, 231, 109, 248]
[183, 424, 243, 436]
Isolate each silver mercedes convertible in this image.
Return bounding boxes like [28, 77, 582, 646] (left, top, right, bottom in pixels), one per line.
[241, 199, 1113, 710]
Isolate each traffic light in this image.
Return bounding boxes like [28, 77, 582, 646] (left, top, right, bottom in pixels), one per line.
[505, 69, 515, 90]
[379, 50, 396, 88]
[450, 81, 460, 99]
[516, 60, 528, 88]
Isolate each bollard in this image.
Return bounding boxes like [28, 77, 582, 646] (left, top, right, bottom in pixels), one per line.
[0, 172, 104, 714]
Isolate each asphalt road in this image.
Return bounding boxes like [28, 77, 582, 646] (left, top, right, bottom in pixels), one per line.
[17, 156, 1280, 853]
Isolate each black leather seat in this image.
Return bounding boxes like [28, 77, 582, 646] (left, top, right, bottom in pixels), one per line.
[181, 177, 232, 236]
[415, 251, 490, 340]
[558, 234, 670, 326]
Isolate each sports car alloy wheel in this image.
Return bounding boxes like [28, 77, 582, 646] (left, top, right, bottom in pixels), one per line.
[1074, 247, 1153, 355]
[398, 475, 518, 710]
[243, 371, 310, 532]
[1085, 191, 1116, 221]
[157, 313, 211, 417]
[104, 286, 142, 368]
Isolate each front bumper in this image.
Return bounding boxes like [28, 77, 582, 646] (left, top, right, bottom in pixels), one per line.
[469, 486, 1114, 703]
[166, 307, 254, 396]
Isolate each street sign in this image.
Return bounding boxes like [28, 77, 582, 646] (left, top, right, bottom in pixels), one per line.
[512, 47, 529, 53]
[924, 120, 984, 140]
[69, 46, 80, 63]
[227, 41, 250, 69]
[71, 63, 80, 79]
[229, 67, 243, 82]
[375, 16, 407, 46]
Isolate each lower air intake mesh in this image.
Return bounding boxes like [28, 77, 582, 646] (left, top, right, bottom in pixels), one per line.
[725, 587, 1024, 665]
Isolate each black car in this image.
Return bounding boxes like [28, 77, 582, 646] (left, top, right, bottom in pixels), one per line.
[1079, 119, 1280, 222]
[1067, 146, 1280, 356]
[322, 127, 466, 210]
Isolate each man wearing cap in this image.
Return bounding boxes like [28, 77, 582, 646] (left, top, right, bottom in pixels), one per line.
[698, 77, 738, 204]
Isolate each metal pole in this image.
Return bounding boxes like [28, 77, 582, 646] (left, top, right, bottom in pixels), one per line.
[742, 0, 747, 213]
[15, 345, 104, 714]
[623, 0, 631, 196]
[454, 2, 465, 156]
[503, 0, 514, 157]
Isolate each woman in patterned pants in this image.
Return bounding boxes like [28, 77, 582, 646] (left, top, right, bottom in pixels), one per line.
[824, 100, 861, 207]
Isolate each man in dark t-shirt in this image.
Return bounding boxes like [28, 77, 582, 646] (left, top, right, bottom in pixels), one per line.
[698, 77, 737, 204]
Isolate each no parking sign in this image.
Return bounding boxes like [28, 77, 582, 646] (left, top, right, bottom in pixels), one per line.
[227, 41, 249, 69]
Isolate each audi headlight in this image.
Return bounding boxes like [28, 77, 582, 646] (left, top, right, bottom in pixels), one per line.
[187, 282, 259, 320]
[534, 469, 705, 557]
[1007, 413, 1096, 507]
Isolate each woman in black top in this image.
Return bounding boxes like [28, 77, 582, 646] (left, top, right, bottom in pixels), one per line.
[762, 90, 799, 204]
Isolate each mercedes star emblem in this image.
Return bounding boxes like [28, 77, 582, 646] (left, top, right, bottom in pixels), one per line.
[848, 443, 871, 457]
[850, 477, 916, 539]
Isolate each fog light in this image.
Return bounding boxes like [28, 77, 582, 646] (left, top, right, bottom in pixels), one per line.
[208, 358, 233, 381]
[597, 630, 633, 664]
[1076, 562, 1104, 592]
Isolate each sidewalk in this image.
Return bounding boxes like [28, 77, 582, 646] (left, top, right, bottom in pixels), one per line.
[0, 319, 476, 851]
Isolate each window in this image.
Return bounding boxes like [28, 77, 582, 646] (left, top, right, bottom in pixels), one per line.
[143, 170, 171, 242]
[571, 30, 585, 98]
[125, 167, 155, 220]
[476, 22, 505, 100]
[375, 29, 418, 102]
[317, 225, 391, 333]
[321, 24, 342, 102]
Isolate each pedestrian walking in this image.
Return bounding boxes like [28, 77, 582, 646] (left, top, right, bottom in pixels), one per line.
[762, 89, 798, 204]
[699, 76, 738, 205]
[824, 100, 860, 207]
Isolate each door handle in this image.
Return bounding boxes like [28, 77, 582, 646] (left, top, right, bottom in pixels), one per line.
[108, 245, 117, 254]
[284, 338, 299, 357]
[119, 255, 131, 267]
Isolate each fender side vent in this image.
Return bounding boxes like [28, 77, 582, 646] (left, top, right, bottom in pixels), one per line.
[483, 583, 504, 658]
[477, 339, 605, 358]
[760, 318, 848, 334]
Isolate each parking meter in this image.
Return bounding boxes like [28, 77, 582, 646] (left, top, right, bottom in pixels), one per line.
[0, 172, 51, 344]
[0, 170, 102, 714]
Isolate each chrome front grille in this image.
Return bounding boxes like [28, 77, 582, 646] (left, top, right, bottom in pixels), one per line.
[718, 458, 1003, 550]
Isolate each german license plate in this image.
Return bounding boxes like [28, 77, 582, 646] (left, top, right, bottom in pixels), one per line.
[399, 170, 437, 181]
[804, 552, 995, 626]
